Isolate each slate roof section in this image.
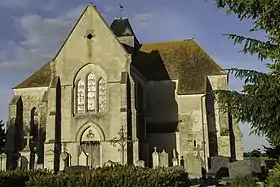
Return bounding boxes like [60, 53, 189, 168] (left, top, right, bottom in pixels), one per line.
[14, 61, 52, 89]
[110, 18, 135, 37]
[132, 39, 226, 94]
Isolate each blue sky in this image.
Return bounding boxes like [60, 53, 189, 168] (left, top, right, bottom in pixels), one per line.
[0, 0, 269, 152]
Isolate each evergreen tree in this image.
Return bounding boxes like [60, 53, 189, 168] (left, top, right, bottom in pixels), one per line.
[212, 0, 280, 147]
[0, 120, 5, 153]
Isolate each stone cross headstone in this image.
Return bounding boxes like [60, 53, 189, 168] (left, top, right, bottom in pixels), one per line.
[23, 134, 33, 151]
[159, 150, 169, 167]
[136, 160, 145, 168]
[0, 153, 7, 171]
[152, 147, 159, 168]
[172, 149, 178, 166]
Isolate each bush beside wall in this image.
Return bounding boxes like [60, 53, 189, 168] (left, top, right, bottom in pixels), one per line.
[0, 166, 190, 187]
[266, 163, 280, 187]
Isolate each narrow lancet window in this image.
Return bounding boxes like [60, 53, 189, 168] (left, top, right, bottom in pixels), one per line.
[98, 77, 106, 112]
[87, 72, 96, 111]
[77, 80, 85, 113]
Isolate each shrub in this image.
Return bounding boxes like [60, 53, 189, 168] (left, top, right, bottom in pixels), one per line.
[266, 163, 280, 187]
[1, 166, 190, 187]
[229, 175, 257, 187]
[0, 169, 51, 187]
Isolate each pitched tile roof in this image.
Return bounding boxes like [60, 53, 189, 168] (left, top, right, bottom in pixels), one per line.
[14, 61, 52, 89]
[132, 39, 226, 95]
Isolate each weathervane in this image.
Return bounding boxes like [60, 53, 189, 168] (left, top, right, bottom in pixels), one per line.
[119, 4, 126, 18]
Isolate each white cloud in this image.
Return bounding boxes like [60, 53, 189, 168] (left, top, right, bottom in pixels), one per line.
[130, 8, 199, 43]
[0, 88, 13, 123]
[0, 51, 7, 59]
[130, 12, 155, 29]
[0, 6, 84, 72]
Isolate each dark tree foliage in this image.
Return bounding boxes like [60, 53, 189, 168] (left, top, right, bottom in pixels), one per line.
[0, 120, 5, 153]
[243, 149, 266, 158]
[264, 145, 280, 160]
[213, 0, 280, 147]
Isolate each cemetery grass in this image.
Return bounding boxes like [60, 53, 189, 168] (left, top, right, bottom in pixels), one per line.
[0, 165, 191, 187]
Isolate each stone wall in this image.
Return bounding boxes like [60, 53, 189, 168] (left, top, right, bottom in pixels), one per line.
[207, 75, 244, 159]
[177, 94, 209, 169]
[14, 87, 48, 132]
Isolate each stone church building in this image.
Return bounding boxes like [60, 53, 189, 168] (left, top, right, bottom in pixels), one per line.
[5, 4, 243, 171]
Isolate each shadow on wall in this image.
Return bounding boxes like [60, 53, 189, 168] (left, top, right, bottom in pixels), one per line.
[6, 96, 24, 169]
[54, 77, 62, 174]
[206, 78, 236, 162]
[206, 78, 218, 157]
[132, 50, 178, 167]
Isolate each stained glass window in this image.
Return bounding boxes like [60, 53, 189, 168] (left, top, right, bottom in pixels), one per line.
[77, 80, 85, 113]
[87, 73, 96, 111]
[98, 77, 106, 112]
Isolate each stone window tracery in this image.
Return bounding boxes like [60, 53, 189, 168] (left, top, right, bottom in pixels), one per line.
[98, 77, 106, 112]
[76, 72, 106, 114]
[87, 73, 96, 111]
[77, 80, 85, 113]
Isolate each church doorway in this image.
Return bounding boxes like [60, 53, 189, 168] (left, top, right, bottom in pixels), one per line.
[80, 141, 100, 168]
[78, 126, 102, 168]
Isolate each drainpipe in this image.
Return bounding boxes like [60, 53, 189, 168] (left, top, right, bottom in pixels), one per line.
[201, 94, 207, 170]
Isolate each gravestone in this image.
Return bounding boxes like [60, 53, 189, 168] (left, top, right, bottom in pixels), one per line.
[159, 150, 169, 167]
[60, 152, 69, 171]
[65, 165, 89, 173]
[104, 160, 117, 167]
[18, 156, 29, 170]
[152, 147, 159, 168]
[136, 160, 145, 167]
[34, 153, 38, 169]
[228, 158, 262, 178]
[185, 153, 202, 177]
[180, 156, 185, 168]
[0, 153, 7, 171]
[36, 163, 44, 169]
[210, 156, 230, 177]
[172, 149, 179, 166]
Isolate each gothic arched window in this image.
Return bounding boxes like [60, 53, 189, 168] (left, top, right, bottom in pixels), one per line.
[77, 79, 85, 113]
[98, 77, 106, 112]
[87, 73, 96, 111]
[76, 73, 106, 114]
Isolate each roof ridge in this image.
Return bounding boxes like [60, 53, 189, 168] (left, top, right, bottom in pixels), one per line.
[142, 38, 194, 46]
